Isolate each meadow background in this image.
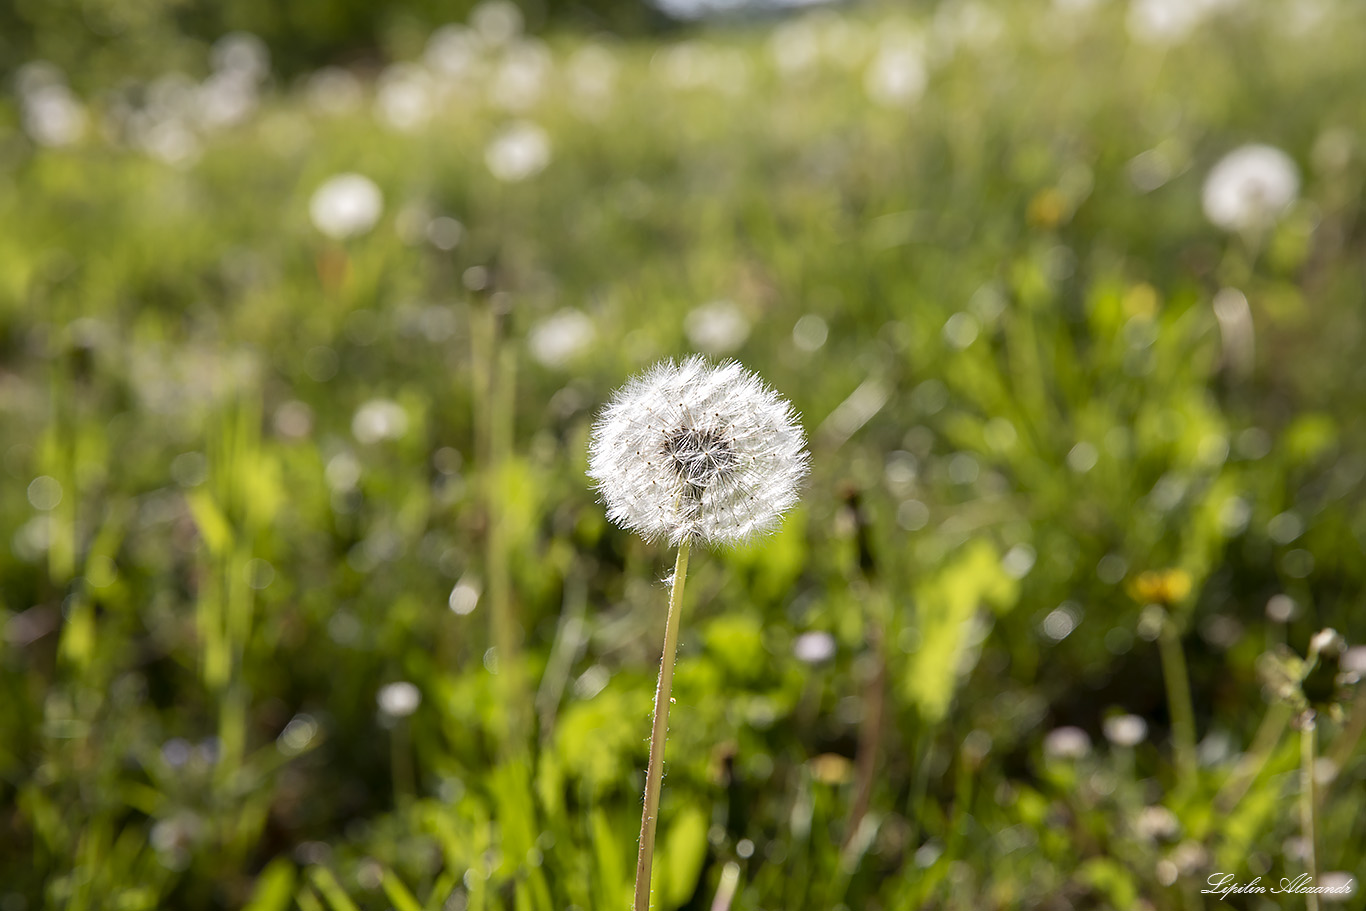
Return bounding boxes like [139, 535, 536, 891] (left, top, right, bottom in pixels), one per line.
[3, 0, 1366, 908]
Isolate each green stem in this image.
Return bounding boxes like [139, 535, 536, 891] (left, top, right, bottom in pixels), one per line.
[1158, 612, 1198, 788]
[1326, 680, 1366, 775]
[634, 540, 692, 911]
[1214, 700, 1291, 813]
[1301, 712, 1320, 911]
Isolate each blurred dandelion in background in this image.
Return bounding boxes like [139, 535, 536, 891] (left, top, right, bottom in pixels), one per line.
[528, 309, 596, 368]
[864, 32, 927, 108]
[309, 173, 384, 239]
[684, 300, 750, 354]
[1044, 726, 1092, 761]
[470, 0, 524, 46]
[793, 630, 836, 664]
[426, 25, 481, 81]
[351, 399, 409, 444]
[375, 63, 435, 132]
[305, 67, 364, 115]
[1127, 0, 1205, 45]
[1201, 144, 1300, 233]
[485, 121, 551, 181]
[1103, 714, 1149, 748]
[377, 682, 422, 720]
[17, 63, 86, 147]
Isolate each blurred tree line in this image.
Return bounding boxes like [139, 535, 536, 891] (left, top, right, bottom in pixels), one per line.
[1, 0, 675, 88]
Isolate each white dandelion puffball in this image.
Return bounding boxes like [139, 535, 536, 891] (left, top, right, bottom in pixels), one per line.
[485, 121, 551, 182]
[588, 357, 809, 547]
[310, 173, 384, 239]
[528, 308, 596, 368]
[352, 398, 408, 443]
[377, 681, 422, 719]
[1201, 144, 1300, 233]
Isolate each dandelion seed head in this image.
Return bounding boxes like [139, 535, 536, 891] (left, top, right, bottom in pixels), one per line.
[587, 357, 809, 547]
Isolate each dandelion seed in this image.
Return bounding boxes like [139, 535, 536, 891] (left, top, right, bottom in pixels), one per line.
[1202, 144, 1300, 234]
[587, 357, 809, 547]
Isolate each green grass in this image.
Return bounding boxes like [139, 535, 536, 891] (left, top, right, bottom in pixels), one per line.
[4, 1, 1366, 908]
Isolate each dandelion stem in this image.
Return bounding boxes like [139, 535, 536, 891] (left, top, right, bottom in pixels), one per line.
[1326, 679, 1366, 775]
[1158, 612, 1198, 788]
[634, 539, 692, 911]
[1214, 699, 1291, 813]
[1301, 712, 1320, 911]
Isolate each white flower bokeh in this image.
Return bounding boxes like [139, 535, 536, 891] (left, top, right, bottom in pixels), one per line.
[1201, 143, 1300, 233]
[309, 173, 384, 239]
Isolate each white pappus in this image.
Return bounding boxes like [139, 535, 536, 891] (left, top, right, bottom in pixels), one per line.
[587, 356, 809, 547]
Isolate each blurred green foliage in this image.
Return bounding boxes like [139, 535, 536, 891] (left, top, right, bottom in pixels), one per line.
[1, 0, 669, 88]
[3, 0, 1366, 909]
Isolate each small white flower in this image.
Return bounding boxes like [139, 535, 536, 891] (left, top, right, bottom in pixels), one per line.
[485, 121, 551, 182]
[587, 357, 809, 547]
[310, 173, 384, 239]
[1201, 144, 1300, 233]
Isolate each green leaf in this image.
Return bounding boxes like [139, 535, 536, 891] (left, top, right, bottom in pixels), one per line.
[381, 870, 423, 911]
[186, 488, 233, 555]
[903, 539, 1019, 722]
[243, 859, 296, 911]
[307, 867, 360, 911]
[658, 804, 709, 909]
[1076, 858, 1137, 908]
